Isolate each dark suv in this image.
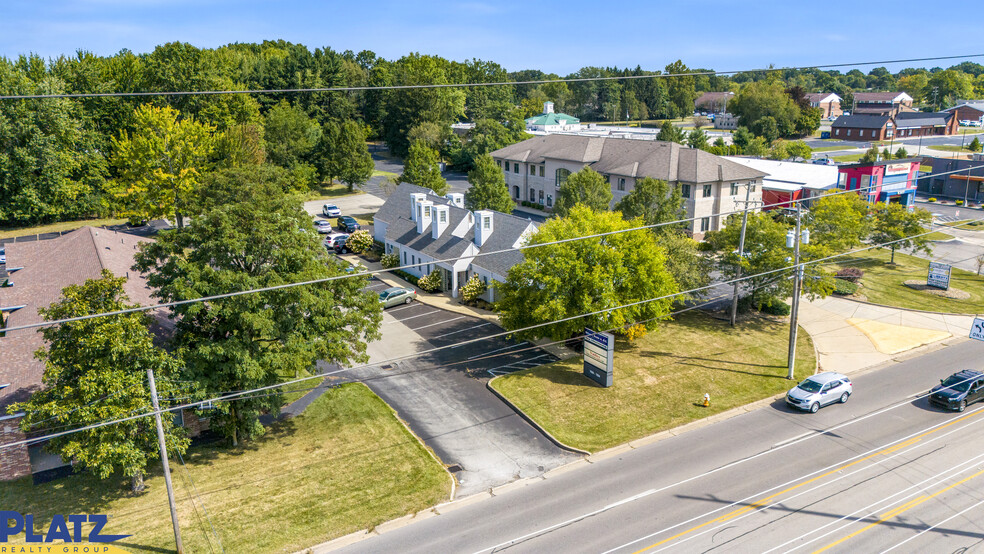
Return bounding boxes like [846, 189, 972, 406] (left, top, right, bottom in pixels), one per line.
[336, 216, 361, 233]
[929, 370, 984, 412]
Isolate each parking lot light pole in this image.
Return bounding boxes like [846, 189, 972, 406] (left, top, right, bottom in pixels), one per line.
[786, 205, 809, 380]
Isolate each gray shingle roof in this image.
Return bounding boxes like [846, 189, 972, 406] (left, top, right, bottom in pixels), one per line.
[469, 212, 536, 278]
[831, 114, 891, 129]
[384, 208, 474, 261]
[373, 183, 441, 226]
[893, 111, 952, 128]
[490, 135, 766, 184]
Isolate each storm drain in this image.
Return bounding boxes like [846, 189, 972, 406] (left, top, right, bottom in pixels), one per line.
[381, 364, 394, 370]
[447, 464, 463, 473]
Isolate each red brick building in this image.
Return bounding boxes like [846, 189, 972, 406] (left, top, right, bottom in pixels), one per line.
[806, 93, 842, 118]
[831, 114, 893, 141]
[943, 101, 984, 125]
[694, 91, 734, 113]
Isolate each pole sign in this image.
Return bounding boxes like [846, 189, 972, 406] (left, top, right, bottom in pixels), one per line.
[583, 328, 614, 387]
[971, 318, 984, 342]
[927, 262, 951, 290]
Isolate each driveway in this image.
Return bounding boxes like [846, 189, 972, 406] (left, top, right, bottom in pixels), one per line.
[338, 281, 581, 497]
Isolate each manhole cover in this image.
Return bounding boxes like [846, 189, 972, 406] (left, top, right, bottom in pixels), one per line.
[447, 464, 463, 473]
[381, 364, 394, 370]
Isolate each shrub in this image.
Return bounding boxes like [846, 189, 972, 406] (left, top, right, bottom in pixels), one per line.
[619, 323, 648, 342]
[928, 197, 937, 202]
[392, 269, 419, 286]
[346, 229, 373, 254]
[759, 300, 791, 316]
[380, 252, 399, 269]
[459, 274, 487, 302]
[417, 270, 442, 292]
[835, 267, 864, 283]
[832, 278, 859, 296]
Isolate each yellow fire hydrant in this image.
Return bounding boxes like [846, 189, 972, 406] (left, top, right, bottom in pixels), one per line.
[703, 393, 710, 407]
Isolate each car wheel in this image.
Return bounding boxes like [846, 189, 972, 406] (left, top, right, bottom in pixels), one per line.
[404, 297, 412, 304]
[959, 399, 967, 412]
[810, 402, 820, 413]
[840, 392, 849, 404]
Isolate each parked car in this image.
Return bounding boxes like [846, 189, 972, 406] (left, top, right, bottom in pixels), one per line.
[0, 247, 5, 264]
[336, 216, 361, 233]
[332, 235, 351, 254]
[379, 286, 416, 308]
[929, 370, 984, 412]
[314, 219, 333, 234]
[322, 203, 341, 217]
[786, 372, 853, 413]
[323, 232, 349, 251]
[812, 157, 835, 165]
[959, 120, 972, 126]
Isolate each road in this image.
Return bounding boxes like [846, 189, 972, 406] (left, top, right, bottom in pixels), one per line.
[332, 338, 984, 554]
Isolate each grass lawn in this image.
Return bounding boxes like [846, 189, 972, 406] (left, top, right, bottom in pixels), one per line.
[304, 182, 364, 202]
[349, 212, 375, 227]
[828, 249, 984, 313]
[1, 384, 450, 553]
[490, 311, 816, 453]
[940, 220, 984, 231]
[926, 231, 955, 241]
[833, 154, 864, 162]
[372, 169, 399, 179]
[920, 164, 933, 172]
[927, 145, 971, 153]
[0, 218, 128, 239]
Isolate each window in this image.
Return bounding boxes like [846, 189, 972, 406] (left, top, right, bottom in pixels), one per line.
[617, 177, 626, 191]
[835, 129, 840, 136]
[703, 184, 713, 198]
[513, 163, 519, 173]
[847, 129, 852, 137]
[539, 165, 544, 177]
[546, 194, 553, 207]
[555, 168, 571, 188]
[730, 183, 739, 196]
[681, 184, 691, 198]
[750, 184, 756, 192]
[539, 189, 544, 202]
[513, 185, 520, 198]
[837, 173, 848, 189]
[496, 160, 501, 168]
[439, 210, 447, 223]
[700, 217, 710, 232]
[530, 165, 535, 175]
[483, 216, 491, 229]
[403, 252, 407, 264]
[424, 205, 431, 218]
[529, 188, 536, 201]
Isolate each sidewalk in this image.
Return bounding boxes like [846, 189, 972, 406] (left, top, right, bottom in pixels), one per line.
[797, 295, 975, 375]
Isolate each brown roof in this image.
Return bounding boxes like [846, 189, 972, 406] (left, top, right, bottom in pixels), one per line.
[0, 227, 158, 411]
[853, 92, 912, 103]
[491, 135, 767, 184]
[805, 93, 840, 104]
[695, 91, 734, 108]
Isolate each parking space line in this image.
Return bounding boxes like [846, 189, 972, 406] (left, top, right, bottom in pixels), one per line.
[384, 310, 442, 324]
[466, 342, 530, 360]
[384, 303, 425, 313]
[411, 316, 467, 332]
[434, 322, 493, 339]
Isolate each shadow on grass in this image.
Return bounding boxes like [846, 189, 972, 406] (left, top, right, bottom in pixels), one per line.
[638, 351, 787, 376]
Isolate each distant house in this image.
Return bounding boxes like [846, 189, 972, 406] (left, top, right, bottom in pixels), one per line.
[943, 101, 984, 125]
[893, 111, 958, 138]
[373, 183, 537, 301]
[852, 92, 914, 116]
[525, 102, 580, 133]
[713, 113, 739, 130]
[694, 91, 734, 114]
[725, 158, 839, 209]
[831, 114, 894, 141]
[489, 135, 767, 240]
[805, 93, 842, 119]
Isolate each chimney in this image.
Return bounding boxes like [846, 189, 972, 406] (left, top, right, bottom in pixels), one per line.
[474, 210, 494, 247]
[416, 200, 433, 234]
[431, 205, 449, 239]
[409, 193, 426, 221]
[544, 101, 554, 114]
[445, 193, 464, 208]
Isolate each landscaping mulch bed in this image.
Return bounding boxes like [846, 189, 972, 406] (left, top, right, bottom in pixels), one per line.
[903, 280, 971, 300]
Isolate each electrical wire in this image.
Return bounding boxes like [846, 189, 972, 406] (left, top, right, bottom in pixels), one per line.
[176, 449, 225, 554]
[0, 54, 981, 101]
[6, 217, 982, 450]
[2, 162, 975, 336]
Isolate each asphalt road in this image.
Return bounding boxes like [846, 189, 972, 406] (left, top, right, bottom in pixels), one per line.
[334, 338, 984, 554]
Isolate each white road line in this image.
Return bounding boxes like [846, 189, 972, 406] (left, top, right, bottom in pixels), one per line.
[466, 342, 529, 360]
[432, 322, 492, 339]
[384, 303, 425, 313]
[879, 496, 984, 553]
[384, 310, 442, 324]
[411, 316, 466, 332]
[773, 431, 814, 448]
[470, 397, 982, 554]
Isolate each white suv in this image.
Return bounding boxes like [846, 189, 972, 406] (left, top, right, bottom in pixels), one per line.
[786, 372, 852, 413]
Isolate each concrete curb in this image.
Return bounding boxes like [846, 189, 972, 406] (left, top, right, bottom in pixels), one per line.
[485, 377, 590, 455]
[832, 295, 982, 317]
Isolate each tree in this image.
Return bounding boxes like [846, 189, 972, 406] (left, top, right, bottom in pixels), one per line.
[869, 202, 933, 263]
[465, 154, 514, 213]
[400, 141, 448, 195]
[768, 139, 789, 160]
[895, 147, 910, 159]
[333, 120, 375, 192]
[970, 137, 982, 153]
[383, 53, 466, 157]
[554, 167, 613, 217]
[687, 129, 708, 150]
[133, 182, 382, 445]
[614, 176, 683, 229]
[263, 100, 321, 170]
[808, 193, 872, 252]
[311, 120, 339, 185]
[664, 60, 699, 118]
[11, 271, 188, 492]
[786, 140, 812, 160]
[744, 136, 769, 157]
[653, 231, 712, 295]
[730, 80, 800, 139]
[926, 70, 973, 110]
[860, 146, 881, 163]
[658, 120, 685, 143]
[732, 126, 753, 151]
[110, 104, 214, 228]
[692, 116, 710, 129]
[497, 205, 678, 341]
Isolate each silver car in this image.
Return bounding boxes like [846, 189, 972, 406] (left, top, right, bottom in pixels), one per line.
[786, 372, 852, 413]
[379, 286, 416, 308]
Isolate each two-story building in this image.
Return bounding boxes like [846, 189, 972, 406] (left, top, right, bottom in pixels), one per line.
[805, 93, 842, 119]
[694, 91, 734, 114]
[489, 135, 767, 240]
[836, 159, 920, 208]
[373, 183, 537, 301]
[852, 92, 914, 116]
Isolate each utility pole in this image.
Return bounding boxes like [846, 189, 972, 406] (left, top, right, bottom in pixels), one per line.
[730, 182, 755, 326]
[786, 205, 807, 380]
[148, 369, 183, 554]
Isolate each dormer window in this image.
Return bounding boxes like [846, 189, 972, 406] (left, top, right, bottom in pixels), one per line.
[483, 216, 491, 229]
[439, 211, 447, 223]
[424, 206, 431, 217]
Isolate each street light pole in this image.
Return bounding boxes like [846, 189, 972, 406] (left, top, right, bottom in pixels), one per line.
[787, 205, 805, 380]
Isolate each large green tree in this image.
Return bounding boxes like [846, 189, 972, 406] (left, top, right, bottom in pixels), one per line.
[808, 193, 871, 253]
[465, 154, 514, 213]
[400, 141, 448, 195]
[554, 167, 613, 217]
[614, 177, 684, 230]
[658, 120, 685, 144]
[498, 205, 678, 341]
[383, 53, 466, 157]
[11, 271, 188, 492]
[263, 100, 321, 188]
[110, 104, 214, 228]
[133, 182, 382, 445]
[869, 202, 933, 263]
[333, 120, 375, 192]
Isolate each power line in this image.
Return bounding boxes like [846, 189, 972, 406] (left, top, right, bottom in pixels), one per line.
[1, 162, 970, 336]
[0, 54, 981, 101]
[6, 217, 981, 450]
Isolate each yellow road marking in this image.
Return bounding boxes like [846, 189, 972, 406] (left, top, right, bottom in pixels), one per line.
[812, 468, 984, 553]
[631, 410, 983, 554]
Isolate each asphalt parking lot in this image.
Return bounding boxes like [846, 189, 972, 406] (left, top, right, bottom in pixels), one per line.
[343, 280, 581, 497]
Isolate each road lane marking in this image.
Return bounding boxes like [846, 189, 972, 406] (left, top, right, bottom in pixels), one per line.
[811, 468, 984, 554]
[773, 431, 814, 448]
[466, 342, 529, 360]
[879, 496, 984, 552]
[411, 316, 466, 331]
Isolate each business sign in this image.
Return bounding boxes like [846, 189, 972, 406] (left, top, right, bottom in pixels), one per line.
[927, 262, 951, 290]
[885, 163, 911, 176]
[1, 511, 131, 552]
[971, 318, 984, 342]
[583, 328, 614, 387]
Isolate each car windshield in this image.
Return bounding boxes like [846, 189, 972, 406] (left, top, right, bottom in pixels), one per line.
[797, 380, 823, 393]
[378, 292, 388, 300]
[941, 375, 973, 392]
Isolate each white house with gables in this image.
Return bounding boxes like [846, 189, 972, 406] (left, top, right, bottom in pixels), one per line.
[373, 183, 538, 300]
[525, 102, 580, 133]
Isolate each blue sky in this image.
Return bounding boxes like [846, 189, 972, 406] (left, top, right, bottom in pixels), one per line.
[2, 0, 981, 75]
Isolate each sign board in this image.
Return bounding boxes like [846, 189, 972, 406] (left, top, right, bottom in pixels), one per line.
[583, 328, 614, 387]
[971, 318, 984, 342]
[885, 163, 911, 176]
[927, 262, 951, 290]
